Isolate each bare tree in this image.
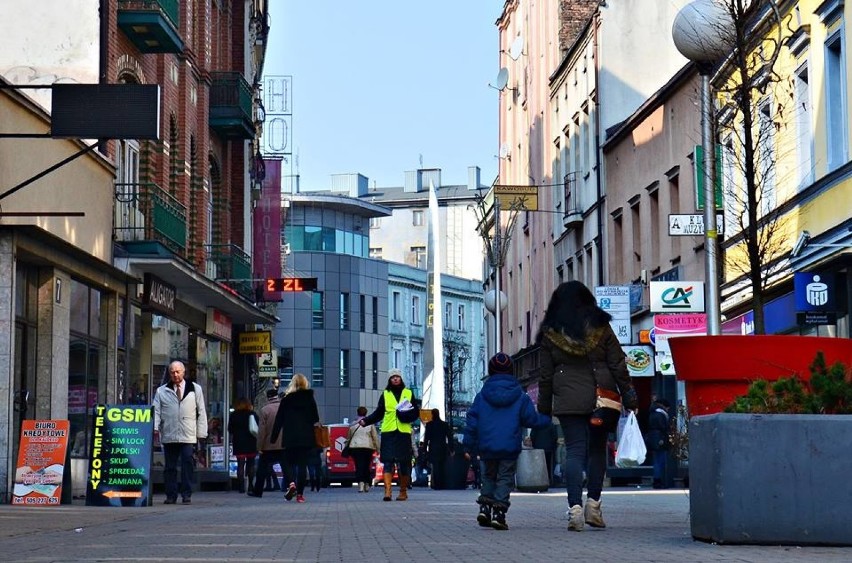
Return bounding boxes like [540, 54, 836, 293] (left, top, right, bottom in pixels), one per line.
[443, 331, 470, 430]
[709, 0, 796, 334]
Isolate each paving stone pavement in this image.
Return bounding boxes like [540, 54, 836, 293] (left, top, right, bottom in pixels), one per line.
[0, 486, 849, 562]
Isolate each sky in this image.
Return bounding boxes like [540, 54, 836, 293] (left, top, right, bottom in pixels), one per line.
[263, 0, 504, 191]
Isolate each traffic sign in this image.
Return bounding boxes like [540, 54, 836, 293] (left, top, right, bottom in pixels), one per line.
[668, 214, 724, 236]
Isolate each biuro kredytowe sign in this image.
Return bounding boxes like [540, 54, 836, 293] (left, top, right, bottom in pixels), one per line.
[85, 405, 153, 507]
[12, 420, 70, 506]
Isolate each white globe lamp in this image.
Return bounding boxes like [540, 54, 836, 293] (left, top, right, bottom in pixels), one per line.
[484, 289, 508, 314]
[672, 0, 735, 63]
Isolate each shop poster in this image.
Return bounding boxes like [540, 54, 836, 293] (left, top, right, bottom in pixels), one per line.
[12, 420, 70, 506]
[85, 405, 153, 507]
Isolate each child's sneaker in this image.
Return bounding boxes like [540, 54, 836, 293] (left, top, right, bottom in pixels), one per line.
[296, 494, 306, 503]
[476, 504, 492, 527]
[491, 507, 509, 531]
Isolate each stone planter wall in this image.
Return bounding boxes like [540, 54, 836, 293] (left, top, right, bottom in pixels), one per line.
[689, 413, 852, 545]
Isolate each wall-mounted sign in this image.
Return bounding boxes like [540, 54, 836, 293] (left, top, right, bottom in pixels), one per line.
[668, 213, 725, 236]
[142, 273, 176, 316]
[650, 281, 705, 313]
[265, 277, 318, 292]
[258, 350, 278, 377]
[595, 285, 631, 344]
[653, 313, 707, 353]
[86, 405, 153, 507]
[623, 345, 654, 376]
[794, 272, 838, 312]
[239, 331, 272, 354]
[12, 420, 70, 506]
[206, 308, 232, 342]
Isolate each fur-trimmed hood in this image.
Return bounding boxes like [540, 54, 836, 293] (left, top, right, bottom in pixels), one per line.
[543, 326, 608, 356]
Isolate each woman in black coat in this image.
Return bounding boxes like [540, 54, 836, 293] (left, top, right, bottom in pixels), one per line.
[228, 398, 258, 493]
[271, 373, 320, 503]
[536, 281, 638, 531]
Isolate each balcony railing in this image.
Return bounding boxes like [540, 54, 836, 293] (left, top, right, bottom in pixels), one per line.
[563, 172, 583, 229]
[114, 182, 187, 254]
[209, 72, 255, 139]
[117, 0, 183, 54]
[206, 243, 253, 299]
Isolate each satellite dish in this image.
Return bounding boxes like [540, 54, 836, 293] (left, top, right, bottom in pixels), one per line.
[493, 67, 509, 91]
[509, 34, 525, 60]
[499, 143, 510, 159]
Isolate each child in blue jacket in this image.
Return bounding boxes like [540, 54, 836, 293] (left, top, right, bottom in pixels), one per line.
[464, 353, 552, 530]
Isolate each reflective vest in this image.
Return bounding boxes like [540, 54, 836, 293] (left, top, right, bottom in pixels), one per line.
[381, 388, 413, 434]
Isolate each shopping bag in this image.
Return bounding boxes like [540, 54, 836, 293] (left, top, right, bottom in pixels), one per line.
[614, 412, 646, 468]
[314, 424, 330, 448]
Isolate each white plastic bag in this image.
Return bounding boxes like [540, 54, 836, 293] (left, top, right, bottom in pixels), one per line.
[249, 414, 258, 437]
[615, 412, 646, 468]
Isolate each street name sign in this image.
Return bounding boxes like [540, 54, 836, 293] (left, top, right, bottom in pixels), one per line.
[668, 214, 725, 236]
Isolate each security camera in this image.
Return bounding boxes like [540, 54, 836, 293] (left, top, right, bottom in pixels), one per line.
[791, 230, 811, 258]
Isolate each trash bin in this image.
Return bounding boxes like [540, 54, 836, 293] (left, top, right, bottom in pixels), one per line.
[516, 448, 549, 492]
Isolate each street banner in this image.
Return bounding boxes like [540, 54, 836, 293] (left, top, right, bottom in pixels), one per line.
[12, 420, 70, 506]
[85, 405, 154, 507]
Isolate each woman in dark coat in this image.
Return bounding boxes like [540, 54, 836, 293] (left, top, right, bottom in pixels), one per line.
[536, 281, 638, 532]
[228, 397, 258, 493]
[271, 373, 320, 503]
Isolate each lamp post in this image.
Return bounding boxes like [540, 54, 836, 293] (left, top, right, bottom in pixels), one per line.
[672, 0, 734, 336]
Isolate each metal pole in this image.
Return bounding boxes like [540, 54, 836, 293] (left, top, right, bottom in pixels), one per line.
[701, 73, 721, 335]
[494, 198, 502, 352]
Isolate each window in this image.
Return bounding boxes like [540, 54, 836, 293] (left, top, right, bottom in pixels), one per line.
[721, 135, 740, 233]
[412, 210, 424, 226]
[457, 304, 465, 331]
[339, 350, 349, 387]
[411, 295, 421, 324]
[630, 198, 641, 262]
[369, 247, 383, 259]
[370, 217, 381, 229]
[392, 291, 402, 321]
[359, 295, 366, 332]
[372, 297, 379, 333]
[312, 292, 324, 329]
[649, 187, 660, 267]
[826, 32, 847, 171]
[794, 63, 814, 189]
[612, 210, 624, 282]
[115, 140, 141, 236]
[393, 348, 402, 369]
[445, 302, 452, 328]
[359, 351, 366, 388]
[757, 99, 777, 215]
[311, 349, 324, 387]
[340, 292, 350, 330]
[411, 350, 421, 385]
[280, 348, 294, 384]
[372, 352, 379, 389]
[411, 246, 426, 269]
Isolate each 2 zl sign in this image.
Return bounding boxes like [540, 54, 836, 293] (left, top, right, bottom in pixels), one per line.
[266, 277, 318, 292]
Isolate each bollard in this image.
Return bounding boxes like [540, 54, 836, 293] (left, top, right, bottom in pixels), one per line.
[515, 448, 549, 492]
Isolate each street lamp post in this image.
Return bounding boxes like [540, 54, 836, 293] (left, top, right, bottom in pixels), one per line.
[672, 0, 734, 336]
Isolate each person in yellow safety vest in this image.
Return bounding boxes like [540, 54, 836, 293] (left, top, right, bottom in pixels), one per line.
[359, 368, 420, 501]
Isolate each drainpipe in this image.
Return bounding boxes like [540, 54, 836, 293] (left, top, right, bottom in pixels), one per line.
[593, 12, 605, 285]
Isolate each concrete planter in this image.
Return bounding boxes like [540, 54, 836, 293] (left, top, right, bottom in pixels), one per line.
[689, 413, 852, 545]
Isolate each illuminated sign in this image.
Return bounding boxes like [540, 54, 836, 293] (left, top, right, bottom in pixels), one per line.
[265, 277, 318, 292]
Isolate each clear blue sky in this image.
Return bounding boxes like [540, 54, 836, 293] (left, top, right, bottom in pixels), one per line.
[264, 0, 503, 190]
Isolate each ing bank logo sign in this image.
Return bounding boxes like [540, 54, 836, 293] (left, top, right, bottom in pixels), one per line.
[650, 281, 706, 313]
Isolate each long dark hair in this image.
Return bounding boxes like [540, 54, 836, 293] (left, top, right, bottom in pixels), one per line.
[536, 281, 612, 342]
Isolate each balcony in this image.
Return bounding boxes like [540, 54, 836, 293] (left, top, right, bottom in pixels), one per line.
[117, 0, 184, 54]
[114, 182, 187, 255]
[206, 243, 253, 299]
[563, 209, 583, 229]
[209, 72, 255, 139]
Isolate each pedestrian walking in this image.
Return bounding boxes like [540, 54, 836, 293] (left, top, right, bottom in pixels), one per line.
[248, 388, 290, 498]
[463, 353, 551, 530]
[228, 397, 258, 493]
[647, 398, 672, 489]
[536, 280, 638, 531]
[152, 360, 208, 505]
[359, 368, 419, 501]
[272, 373, 320, 503]
[424, 409, 454, 490]
[348, 406, 380, 492]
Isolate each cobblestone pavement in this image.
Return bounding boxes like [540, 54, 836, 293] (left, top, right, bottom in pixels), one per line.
[1, 486, 849, 562]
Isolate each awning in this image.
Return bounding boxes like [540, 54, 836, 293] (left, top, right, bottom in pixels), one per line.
[125, 256, 277, 325]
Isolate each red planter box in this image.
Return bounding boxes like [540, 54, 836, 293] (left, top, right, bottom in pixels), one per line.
[669, 335, 852, 415]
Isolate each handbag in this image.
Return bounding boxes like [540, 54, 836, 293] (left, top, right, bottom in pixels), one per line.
[396, 399, 419, 424]
[314, 424, 330, 448]
[248, 413, 258, 437]
[615, 412, 647, 467]
[590, 387, 622, 431]
[341, 425, 360, 458]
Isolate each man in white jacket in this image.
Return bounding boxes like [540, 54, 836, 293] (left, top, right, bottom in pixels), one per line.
[152, 360, 208, 504]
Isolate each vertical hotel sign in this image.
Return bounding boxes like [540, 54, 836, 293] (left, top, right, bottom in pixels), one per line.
[253, 158, 283, 302]
[12, 420, 70, 505]
[262, 76, 292, 157]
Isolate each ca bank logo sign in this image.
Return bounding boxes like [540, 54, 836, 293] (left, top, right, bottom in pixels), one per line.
[650, 281, 705, 313]
[794, 272, 836, 311]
